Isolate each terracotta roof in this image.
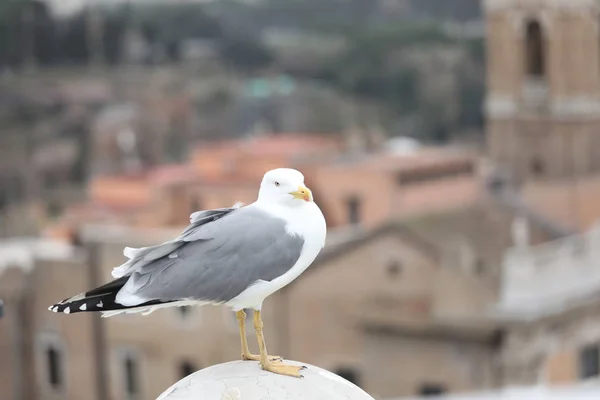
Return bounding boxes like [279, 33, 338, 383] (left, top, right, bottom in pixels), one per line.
[194, 134, 342, 158]
[147, 164, 198, 186]
[88, 175, 152, 209]
[196, 175, 258, 186]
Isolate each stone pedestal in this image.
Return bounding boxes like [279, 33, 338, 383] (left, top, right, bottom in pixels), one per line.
[158, 360, 375, 400]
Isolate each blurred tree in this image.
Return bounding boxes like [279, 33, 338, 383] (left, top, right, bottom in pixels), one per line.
[58, 12, 89, 65]
[102, 7, 129, 65]
[0, 0, 54, 68]
[309, 23, 484, 142]
[31, 1, 56, 65]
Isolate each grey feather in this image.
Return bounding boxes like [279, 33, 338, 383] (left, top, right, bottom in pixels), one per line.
[116, 206, 305, 304]
[112, 206, 239, 278]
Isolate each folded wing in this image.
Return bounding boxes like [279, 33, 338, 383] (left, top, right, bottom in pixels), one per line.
[114, 206, 305, 307]
[112, 205, 242, 279]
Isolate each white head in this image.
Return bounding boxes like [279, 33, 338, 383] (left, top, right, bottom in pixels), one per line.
[257, 168, 314, 206]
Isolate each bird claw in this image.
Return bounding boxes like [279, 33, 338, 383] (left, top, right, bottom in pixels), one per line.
[261, 362, 306, 378]
[242, 353, 282, 363]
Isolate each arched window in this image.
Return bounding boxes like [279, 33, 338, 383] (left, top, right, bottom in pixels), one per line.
[177, 306, 192, 319]
[46, 346, 63, 390]
[346, 196, 361, 225]
[525, 20, 546, 78]
[123, 353, 140, 397]
[386, 260, 402, 279]
[37, 333, 66, 394]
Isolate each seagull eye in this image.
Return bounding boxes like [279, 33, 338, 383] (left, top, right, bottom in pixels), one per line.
[274, 181, 280, 187]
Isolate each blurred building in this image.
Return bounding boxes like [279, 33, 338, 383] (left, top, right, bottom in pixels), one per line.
[482, 0, 600, 393]
[492, 221, 600, 387]
[0, 73, 197, 237]
[0, 197, 561, 400]
[2, 132, 573, 400]
[485, 0, 600, 183]
[50, 133, 484, 234]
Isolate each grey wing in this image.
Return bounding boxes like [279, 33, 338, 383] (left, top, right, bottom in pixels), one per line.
[117, 207, 305, 304]
[111, 205, 242, 279]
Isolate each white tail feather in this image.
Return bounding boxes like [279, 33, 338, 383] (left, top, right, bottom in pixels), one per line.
[100, 300, 214, 318]
[123, 247, 141, 259]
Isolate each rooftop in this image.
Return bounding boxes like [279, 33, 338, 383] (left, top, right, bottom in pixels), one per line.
[330, 146, 477, 175]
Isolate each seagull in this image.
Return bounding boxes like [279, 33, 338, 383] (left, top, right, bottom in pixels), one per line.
[49, 168, 327, 378]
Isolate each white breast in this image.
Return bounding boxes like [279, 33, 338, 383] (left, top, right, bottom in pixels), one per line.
[226, 201, 327, 311]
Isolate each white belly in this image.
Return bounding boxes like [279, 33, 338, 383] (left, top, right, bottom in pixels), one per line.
[226, 202, 326, 311]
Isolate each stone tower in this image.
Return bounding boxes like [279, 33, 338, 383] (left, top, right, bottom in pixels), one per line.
[484, 0, 600, 182]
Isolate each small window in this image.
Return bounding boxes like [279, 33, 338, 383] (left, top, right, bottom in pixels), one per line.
[579, 345, 600, 379]
[418, 383, 447, 396]
[386, 260, 402, 278]
[347, 197, 361, 225]
[334, 367, 360, 387]
[530, 157, 545, 176]
[179, 360, 196, 378]
[122, 352, 140, 399]
[46, 345, 63, 390]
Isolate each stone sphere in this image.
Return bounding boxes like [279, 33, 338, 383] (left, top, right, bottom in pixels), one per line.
[157, 360, 376, 400]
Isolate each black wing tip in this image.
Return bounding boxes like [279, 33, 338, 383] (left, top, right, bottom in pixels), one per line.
[48, 296, 173, 316]
[48, 292, 110, 315]
[47, 302, 77, 315]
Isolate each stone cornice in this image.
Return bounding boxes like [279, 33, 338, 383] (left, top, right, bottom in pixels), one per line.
[484, 0, 599, 13]
[486, 95, 600, 119]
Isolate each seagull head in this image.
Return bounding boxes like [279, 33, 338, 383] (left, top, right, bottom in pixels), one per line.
[258, 168, 313, 206]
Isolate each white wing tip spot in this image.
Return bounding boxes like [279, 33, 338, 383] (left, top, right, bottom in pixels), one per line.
[63, 307, 71, 314]
[79, 303, 87, 311]
[97, 301, 103, 308]
[52, 306, 59, 313]
[168, 252, 178, 259]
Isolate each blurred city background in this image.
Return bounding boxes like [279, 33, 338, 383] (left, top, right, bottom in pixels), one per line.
[1, 0, 600, 399]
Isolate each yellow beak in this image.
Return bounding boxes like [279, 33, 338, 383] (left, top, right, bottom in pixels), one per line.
[289, 185, 313, 202]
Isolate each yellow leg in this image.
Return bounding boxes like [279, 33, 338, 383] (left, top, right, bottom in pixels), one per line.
[253, 310, 306, 378]
[237, 310, 281, 362]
